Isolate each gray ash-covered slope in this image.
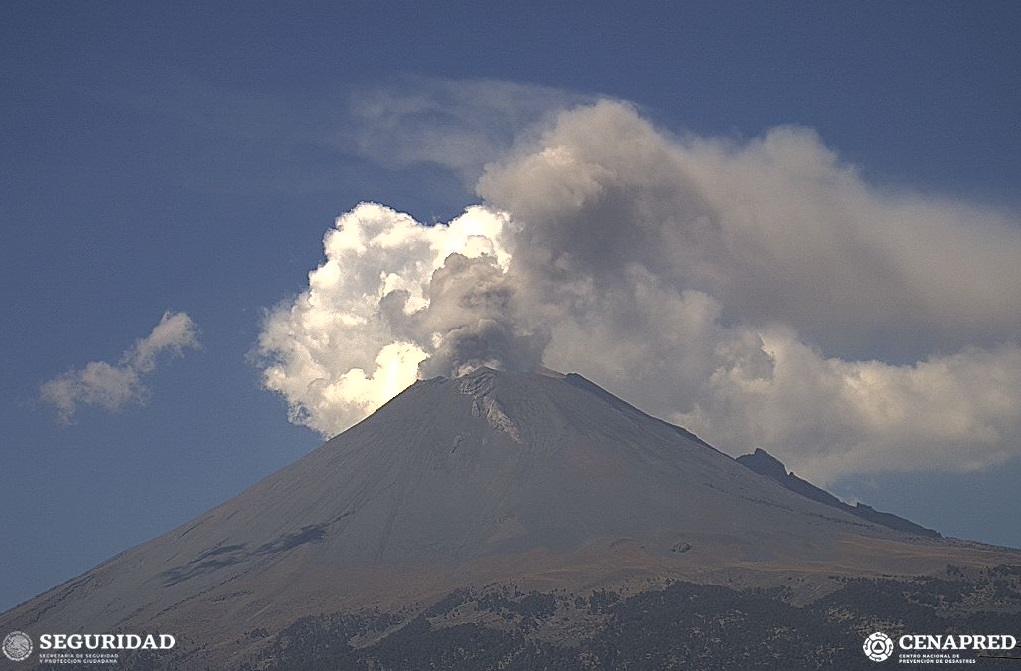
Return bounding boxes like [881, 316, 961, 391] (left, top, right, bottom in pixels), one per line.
[2, 368, 1016, 667]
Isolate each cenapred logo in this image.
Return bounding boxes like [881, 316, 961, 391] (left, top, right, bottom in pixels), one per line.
[2, 631, 33, 662]
[863, 631, 895, 662]
[863, 630, 1019, 663]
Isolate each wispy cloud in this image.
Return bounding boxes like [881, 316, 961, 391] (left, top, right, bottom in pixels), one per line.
[41, 311, 200, 422]
[338, 77, 593, 182]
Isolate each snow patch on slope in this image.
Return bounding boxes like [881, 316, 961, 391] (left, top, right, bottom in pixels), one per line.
[457, 368, 522, 442]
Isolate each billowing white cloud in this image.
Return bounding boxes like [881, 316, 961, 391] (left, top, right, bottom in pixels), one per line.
[257, 98, 1021, 482]
[255, 204, 546, 435]
[41, 311, 200, 422]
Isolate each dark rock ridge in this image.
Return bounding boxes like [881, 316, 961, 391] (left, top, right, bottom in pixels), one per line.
[736, 448, 942, 538]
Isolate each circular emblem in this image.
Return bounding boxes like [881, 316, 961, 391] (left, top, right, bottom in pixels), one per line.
[863, 631, 894, 662]
[2, 631, 33, 662]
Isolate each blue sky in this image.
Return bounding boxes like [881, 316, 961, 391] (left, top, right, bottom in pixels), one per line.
[2, 2, 1020, 612]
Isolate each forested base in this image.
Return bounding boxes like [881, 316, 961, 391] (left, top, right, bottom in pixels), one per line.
[243, 565, 1021, 671]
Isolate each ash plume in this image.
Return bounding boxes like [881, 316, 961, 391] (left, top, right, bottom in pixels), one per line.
[257, 96, 1021, 483]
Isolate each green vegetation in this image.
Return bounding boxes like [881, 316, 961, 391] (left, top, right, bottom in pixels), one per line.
[241, 566, 1021, 671]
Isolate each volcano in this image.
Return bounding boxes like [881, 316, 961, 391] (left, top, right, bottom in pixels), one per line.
[3, 368, 1018, 669]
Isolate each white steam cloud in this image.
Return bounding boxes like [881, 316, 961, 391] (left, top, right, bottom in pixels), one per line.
[256, 204, 545, 434]
[41, 311, 200, 422]
[258, 99, 1021, 483]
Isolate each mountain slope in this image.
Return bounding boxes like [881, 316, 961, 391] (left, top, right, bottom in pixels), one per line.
[2, 368, 1016, 668]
